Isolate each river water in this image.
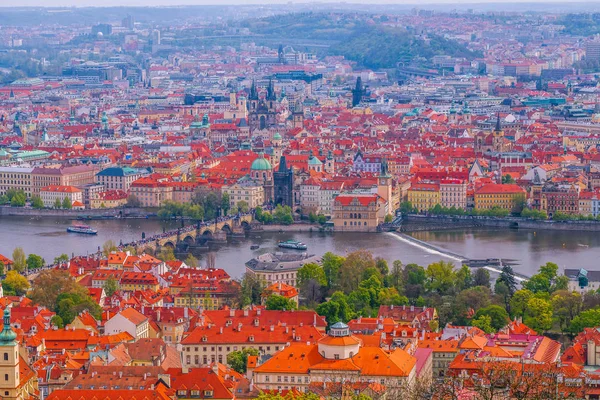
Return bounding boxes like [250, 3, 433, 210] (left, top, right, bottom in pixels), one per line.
[0, 216, 597, 278]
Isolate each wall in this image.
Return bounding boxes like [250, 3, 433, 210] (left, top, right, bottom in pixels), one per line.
[0, 206, 149, 218]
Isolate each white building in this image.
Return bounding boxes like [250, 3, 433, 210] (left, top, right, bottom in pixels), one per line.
[104, 307, 149, 341]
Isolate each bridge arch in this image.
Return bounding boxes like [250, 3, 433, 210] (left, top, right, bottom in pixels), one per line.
[241, 220, 251, 230]
[183, 235, 195, 245]
[163, 241, 176, 249]
[143, 247, 155, 256]
[202, 229, 214, 237]
[221, 224, 232, 234]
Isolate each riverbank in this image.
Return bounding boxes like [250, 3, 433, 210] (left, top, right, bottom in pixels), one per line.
[260, 224, 327, 232]
[401, 214, 600, 232]
[0, 206, 150, 218]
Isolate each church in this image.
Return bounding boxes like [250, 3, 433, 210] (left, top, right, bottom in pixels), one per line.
[248, 80, 278, 132]
[474, 114, 512, 154]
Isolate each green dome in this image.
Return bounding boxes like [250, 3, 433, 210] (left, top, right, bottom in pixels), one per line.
[308, 155, 323, 166]
[251, 153, 272, 171]
[0, 308, 16, 345]
[273, 132, 282, 140]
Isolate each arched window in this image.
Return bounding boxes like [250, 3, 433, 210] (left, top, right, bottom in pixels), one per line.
[3, 353, 7, 361]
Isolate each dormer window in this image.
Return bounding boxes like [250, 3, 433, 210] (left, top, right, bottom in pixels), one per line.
[204, 390, 213, 398]
[202, 336, 208, 342]
[249, 335, 254, 342]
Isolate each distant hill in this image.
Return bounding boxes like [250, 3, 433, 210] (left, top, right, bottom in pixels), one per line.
[245, 12, 480, 70]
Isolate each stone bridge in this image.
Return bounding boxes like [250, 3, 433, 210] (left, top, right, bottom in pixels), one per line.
[133, 214, 253, 254]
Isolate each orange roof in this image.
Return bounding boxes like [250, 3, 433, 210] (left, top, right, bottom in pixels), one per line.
[118, 308, 148, 325]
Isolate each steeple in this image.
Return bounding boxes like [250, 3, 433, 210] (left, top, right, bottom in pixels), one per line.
[249, 80, 258, 100]
[278, 155, 288, 172]
[0, 308, 16, 346]
[267, 78, 276, 101]
[495, 112, 502, 133]
[379, 157, 391, 178]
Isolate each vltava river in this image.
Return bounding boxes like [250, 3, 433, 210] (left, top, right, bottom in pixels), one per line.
[0, 216, 597, 278]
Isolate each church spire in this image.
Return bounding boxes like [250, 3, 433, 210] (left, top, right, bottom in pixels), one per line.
[495, 112, 502, 133]
[0, 308, 16, 346]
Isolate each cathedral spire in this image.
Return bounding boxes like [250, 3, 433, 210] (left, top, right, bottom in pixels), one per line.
[495, 112, 502, 133]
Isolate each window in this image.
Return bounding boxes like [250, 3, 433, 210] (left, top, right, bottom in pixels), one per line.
[3, 353, 7, 361]
[334, 354, 340, 360]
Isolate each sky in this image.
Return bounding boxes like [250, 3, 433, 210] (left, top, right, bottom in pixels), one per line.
[3, 0, 600, 6]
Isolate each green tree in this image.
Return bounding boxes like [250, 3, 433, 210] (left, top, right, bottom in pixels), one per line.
[0, 261, 4, 276]
[2, 270, 30, 296]
[524, 297, 553, 333]
[569, 307, 600, 334]
[473, 305, 510, 331]
[272, 205, 294, 225]
[157, 247, 176, 262]
[473, 268, 491, 288]
[29, 269, 90, 311]
[237, 273, 265, 307]
[322, 252, 345, 290]
[103, 276, 120, 297]
[53, 254, 69, 265]
[552, 290, 582, 332]
[496, 265, 517, 296]
[10, 191, 25, 207]
[56, 292, 102, 324]
[62, 197, 72, 209]
[339, 250, 376, 294]
[31, 195, 44, 209]
[510, 289, 533, 319]
[221, 192, 231, 216]
[265, 294, 297, 311]
[502, 174, 515, 184]
[26, 253, 44, 270]
[227, 348, 259, 374]
[185, 254, 200, 268]
[51, 315, 64, 328]
[316, 291, 354, 326]
[297, 263, 327, 287]
[472, 314, 494, 334]
[102, 240, 117, 257]
[237, 200, 249, 213]
[425, 261, 456, 294]
[455, 265, 473, 291]
[12, 247, 26, 273]
[524, 262, 563, 294]
[384, 214, 393, 223]
[53, 198, 62, 209]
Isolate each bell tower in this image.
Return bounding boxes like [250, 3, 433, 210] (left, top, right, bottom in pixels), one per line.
[377, 158, 393, 206]
[325, 150, 335, 174]
[0, 308, 20, 400]
[492, 113, 504, 153]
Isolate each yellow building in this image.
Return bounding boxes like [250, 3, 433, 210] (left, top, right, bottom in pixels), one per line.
[221, 175, 265, 210]
[408, 183, 440, 212]
[474, 183, 526, 210]
[332, 194, 385, 232]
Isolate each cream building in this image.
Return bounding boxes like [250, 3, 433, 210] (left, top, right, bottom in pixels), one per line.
[221, 175, 265, 210]
[0, 167, 33, 199]
[40, 185, 83, 208]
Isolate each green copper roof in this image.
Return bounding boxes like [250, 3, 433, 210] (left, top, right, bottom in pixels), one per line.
[273, 132, 282, 140]
[251, 153, 272, 171]
[0, 308, 17, 346]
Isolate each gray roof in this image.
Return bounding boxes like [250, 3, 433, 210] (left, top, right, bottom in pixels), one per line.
[565, 268, 600, 281]
[245, 253, 321, 273]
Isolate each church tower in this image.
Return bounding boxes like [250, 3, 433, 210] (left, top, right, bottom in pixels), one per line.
[292, 101, 304, 129]
[325, 150, 335, 174]
[377, 158, 393, 209]
[272, 132, 283, 162]
[0, 308, 20, 400]
[492, 113, 504, 153]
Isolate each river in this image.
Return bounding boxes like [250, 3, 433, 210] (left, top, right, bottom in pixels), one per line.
[0, 216, 597, 278]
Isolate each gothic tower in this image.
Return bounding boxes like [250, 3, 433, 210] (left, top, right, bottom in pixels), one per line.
[377, 158, 393, 209]
[492, 113, 504, 153]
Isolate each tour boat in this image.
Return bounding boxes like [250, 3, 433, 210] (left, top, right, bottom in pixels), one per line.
[278, 240, 307, 250]
[67, 224, 98, 235]
[250, 245, 260, 250]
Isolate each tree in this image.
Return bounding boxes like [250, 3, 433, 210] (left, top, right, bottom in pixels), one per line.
[297, 263, 327, 287]
[339, 250, 376, 294]
[322, 252, 345, 290]
[473, 305, 510, 331]
[473, 268, 491, 288]
[425, 261, 456, 294]
[103, 276, 120, 297]
[62, 197, 72, 209]
[237, 200, 249, 213]
[237, 273, 265, 307]
[185, 254, 200, 268]
[272, 204, 293, 225]
[29, 269, 90, 311]
[157, 247, 176, 262]
[53, 198, 62, 209]
[552, 290, 582, 332]
[510, 289, 533, 319]
[227, 348, 259, 374]
[502, 174, 515, 184]
[524, 297, 553, 333]
[221, 192, 231, 216]
[265, 294, 297, 310]
[455, 265, 473, 291]
[53, 254, 69, 265]
[472, 314, 494, 333]
[524, 262, 562, 294]
[56, 292, 102, 324]
[12, 247, 26, 273]
[316, 291, 354, 327]
[10, 191, 25, 207]
[2, 271, 30, 296]
[102, 240, 117, 257]
[384, 214, 393, 223]
[26, 253, 44, 270]
[31, 195, 44, 209]
[496, 265, 517, 296]
[126, 194, 141, 208]
[51, 315, 64, 328]
[569, 307, 600, 334]
[0, 261, 4, 276]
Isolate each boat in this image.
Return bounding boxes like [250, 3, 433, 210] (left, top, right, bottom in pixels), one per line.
[67, 224, 98, 235]
[278, 240, 307, 250]
[250, 245, 260, 250]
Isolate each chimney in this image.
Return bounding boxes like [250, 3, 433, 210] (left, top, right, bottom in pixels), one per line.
[243, 309, 248, 317]
[238, 323, 242, 332]
[143, 373, 147, 380]
[256, 308, 261, 316]
[184, 307, 189, 318]
[157, 310, 161, 322]
[270, 325, 274, 332]
[119, 372, 123, 378]
[219, 327, 223, 334]
[229, 308, 235, 317]
[313, 314, 316, 327]
[285, 327, 289, 334]
[410, 305, 414, 312]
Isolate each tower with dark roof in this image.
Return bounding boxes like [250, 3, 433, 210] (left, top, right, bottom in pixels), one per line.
[273, 156, 294, 207]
